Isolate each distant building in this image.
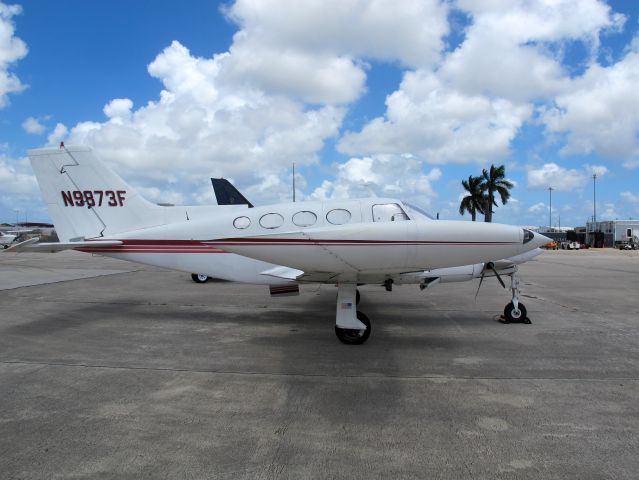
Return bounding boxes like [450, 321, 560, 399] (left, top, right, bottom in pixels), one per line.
[533, 226, 572, 243]
[586, 220, 639, 247]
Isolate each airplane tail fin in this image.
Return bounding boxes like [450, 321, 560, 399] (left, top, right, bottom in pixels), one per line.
[211, 178, 254, 208]
[28, 146, 165, 242]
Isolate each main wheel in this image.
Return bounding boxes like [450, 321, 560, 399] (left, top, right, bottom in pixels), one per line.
[335, 311, 371, 345]
[191, 273, 209, 283]
[503, 301, 527, 323]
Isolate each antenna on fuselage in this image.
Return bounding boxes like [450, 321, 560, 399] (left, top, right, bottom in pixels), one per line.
[292, 162, 296, 202]
[362, 182, 377, 197]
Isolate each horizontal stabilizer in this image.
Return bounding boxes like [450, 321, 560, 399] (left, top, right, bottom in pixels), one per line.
[2, 237, 40, 252]
[260, 266, 304, 280]
[4, 238, 123, 253]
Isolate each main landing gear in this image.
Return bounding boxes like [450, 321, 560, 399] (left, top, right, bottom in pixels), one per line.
[334, 283, 370, 345]
[501, 267, 531, 324]
[191, 273, 209, 283]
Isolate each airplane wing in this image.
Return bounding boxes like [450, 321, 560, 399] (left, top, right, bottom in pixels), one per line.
[259, 266, 338, 283]
[260, 266, 304, 281]
[3, 238, 123, 253]
[492, 248, 543, 269]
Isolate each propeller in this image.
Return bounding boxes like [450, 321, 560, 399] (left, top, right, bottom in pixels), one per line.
[475, 261, 506, 299]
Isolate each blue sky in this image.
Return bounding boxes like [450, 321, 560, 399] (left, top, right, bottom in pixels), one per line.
[1, 0, 639, 227]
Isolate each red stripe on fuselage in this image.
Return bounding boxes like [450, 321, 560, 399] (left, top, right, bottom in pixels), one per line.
[76, 237, 519, 254]
[204, 239, 519, 247]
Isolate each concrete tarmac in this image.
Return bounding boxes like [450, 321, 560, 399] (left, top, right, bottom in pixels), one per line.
[0, 249, 638, 479]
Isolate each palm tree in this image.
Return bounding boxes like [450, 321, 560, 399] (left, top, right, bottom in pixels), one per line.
[481, 164, 513, 222]
[459, 175, 485, 221]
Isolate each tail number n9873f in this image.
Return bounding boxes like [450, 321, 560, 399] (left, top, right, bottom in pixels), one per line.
[61, 190, 126, 207]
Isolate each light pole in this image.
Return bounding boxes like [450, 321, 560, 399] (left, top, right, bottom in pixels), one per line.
[592, 174, 597, 223]
[548, 187, 553, 230]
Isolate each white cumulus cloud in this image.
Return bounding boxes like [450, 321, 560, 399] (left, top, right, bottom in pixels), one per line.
[47, 123, 68, 146]
[0, 152, 37, 195]
[541, 49, 639, 167]
[338, 71, 532, 164]
[310, 154, 442, 209]
[444, 0, 623, 102]
[103, 98, 133, 120]
[527, 162, 606, 191]
[218, 0, 449, 104]
[226, 0, 449, 67]
[338, 0, 625, 169]
[22, 116, 45, 135]
[0, 1, 27, 108]
[62, 41, 344, 204]
[621, 191, 639, 204]
[528, 202, 546, 213]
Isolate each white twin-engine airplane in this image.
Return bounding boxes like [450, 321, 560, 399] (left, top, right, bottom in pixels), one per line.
[10, 146, 549, 344]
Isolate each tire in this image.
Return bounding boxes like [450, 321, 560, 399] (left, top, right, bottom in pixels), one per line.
[335, 311, 371, 345]
[503, 301, 527, 323]
[191, 273, 209, 283]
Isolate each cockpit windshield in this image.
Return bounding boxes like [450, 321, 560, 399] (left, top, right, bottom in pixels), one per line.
[372, 203, 409, 222]
[402, 202, 436, 221]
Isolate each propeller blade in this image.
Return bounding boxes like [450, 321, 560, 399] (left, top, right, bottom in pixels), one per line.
[487, 262, 506, 289]
[475, 261, 507, 299]
[474, 265, 487, 299]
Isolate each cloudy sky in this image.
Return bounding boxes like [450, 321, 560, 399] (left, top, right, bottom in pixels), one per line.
[1, 0, 639, 227]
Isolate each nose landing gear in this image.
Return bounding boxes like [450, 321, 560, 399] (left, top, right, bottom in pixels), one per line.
[501, 267, 531, 324]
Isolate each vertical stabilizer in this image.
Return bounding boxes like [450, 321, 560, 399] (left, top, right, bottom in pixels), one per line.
[28, 146, 164, 241]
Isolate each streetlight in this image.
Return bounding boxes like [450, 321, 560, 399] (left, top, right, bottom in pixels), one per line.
[592, 174, 597, 223]
[548, 187, 553, 230]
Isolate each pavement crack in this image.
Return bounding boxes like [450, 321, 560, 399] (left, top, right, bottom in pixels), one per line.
[2, 360, 639, 382]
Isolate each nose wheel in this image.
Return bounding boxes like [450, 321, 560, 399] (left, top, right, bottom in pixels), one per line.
[503, 301, 529, 323]
[501, 267, 531, 324]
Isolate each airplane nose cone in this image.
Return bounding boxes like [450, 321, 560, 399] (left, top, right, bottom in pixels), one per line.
[522, 229, 551, 250]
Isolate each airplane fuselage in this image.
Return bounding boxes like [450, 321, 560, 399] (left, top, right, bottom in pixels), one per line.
[78, 198, 542, 284]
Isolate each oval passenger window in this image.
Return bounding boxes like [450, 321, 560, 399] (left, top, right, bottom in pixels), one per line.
[292, 211, 317, 227]
[326, 209, 352, 225]
[259, 213, 284, 229]
[233, 216, 251, 229]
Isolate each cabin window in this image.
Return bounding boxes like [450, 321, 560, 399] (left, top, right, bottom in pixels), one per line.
[292, 211, 317, 227]
[326, 209, 352, 225]
[233, 216, 251, 229]
[372, 203, 409, 222]
[259, 213, 284, 229]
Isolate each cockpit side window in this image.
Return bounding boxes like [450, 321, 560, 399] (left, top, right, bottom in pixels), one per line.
[523, 229, 534, 244]
[372, 203, 409, 222]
